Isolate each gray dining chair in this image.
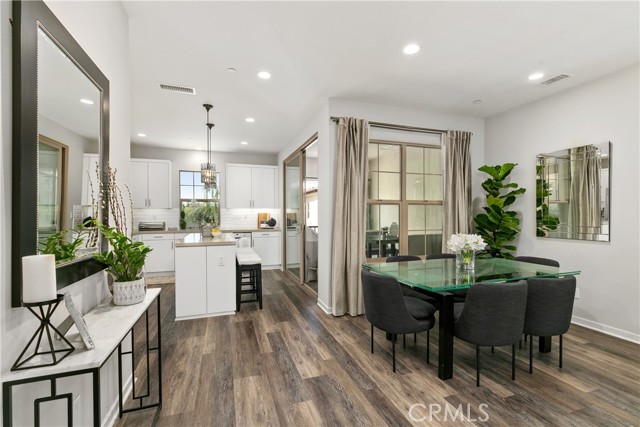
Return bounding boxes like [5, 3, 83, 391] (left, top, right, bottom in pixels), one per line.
[514, 256, 560, 268]
[454, 281, 528, 386]
[361, 269, 437, 372]
[386, 255, 440, 309]
[524, 276, 576, 373]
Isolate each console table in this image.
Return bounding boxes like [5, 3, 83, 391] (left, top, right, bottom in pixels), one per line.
[2, 289, 162, 426]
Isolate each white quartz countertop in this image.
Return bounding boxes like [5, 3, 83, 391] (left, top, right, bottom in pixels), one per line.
[175, 233, 237, 247]
[134, 227, 280, 235]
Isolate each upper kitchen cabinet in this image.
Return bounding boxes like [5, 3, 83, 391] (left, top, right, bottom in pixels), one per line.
[131, 159, 172, 209]
[226, 164, 277, 209]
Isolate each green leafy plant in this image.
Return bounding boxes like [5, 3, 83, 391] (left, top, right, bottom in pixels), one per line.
[39, 229, 85, 263]
[179, 210, 187, 230]
[182, 202, 218, 228]
[93, 222, 152, 282]
[473, 163, 526, 259]
[536, 164, 560, 237]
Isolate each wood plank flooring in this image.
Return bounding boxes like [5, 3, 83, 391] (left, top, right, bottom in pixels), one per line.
[116, 270, 640, 426]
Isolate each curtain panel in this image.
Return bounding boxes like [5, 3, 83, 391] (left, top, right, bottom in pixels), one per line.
[442, 130, 473, 251]
[569, 145, 601, 239]
[331, 117, 369, 316]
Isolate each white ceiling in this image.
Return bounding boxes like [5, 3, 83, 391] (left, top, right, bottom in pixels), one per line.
[123, 1, 639, 154]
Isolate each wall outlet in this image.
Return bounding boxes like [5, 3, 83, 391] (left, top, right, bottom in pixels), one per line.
[218, 256, 225, 266]
[575, 288, 580, 299]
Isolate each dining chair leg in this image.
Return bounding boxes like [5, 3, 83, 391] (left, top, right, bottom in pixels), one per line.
[476, 345, 480, 387]
[371, 324, 374, 354]
[512, 344, 516, 381]
[426, 330, 430, 364]
[529, 334, 533, 374]
[519, 338, 522, 349]
[392, 334, 397, 372]
[414, 333, 417, 344]
[559, 334, 563, 369]
[403, 334, 406, 349]
[491, 346, 495, 353]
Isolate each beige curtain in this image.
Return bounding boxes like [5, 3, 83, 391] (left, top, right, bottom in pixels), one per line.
[569, 145, 601, 239]
[331, 117, 369, 316]
[442, 130, 473, 252]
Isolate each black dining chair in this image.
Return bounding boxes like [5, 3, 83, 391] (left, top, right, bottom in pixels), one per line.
[454, 281, 528, 386]
[361, 269, 437, 372]
[386, 255, 440, 309]
[514, 256, 560, 268]
[523, 276, 576, 373]
[426, 253, 467, 302]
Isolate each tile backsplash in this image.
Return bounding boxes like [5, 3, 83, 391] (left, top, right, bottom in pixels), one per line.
[133, 208, 280, 230]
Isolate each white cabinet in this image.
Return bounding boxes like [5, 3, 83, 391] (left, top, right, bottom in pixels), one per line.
[130, 159, 172, 209]
[175, 244, 236, 319]
[226, 164, 277, 209]
[142, 234, 175, 273]
[252, 231, 280, 267]
[81, 154, 99, 205]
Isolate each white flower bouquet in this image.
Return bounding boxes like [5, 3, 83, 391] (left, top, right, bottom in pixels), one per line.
[446, 234, 486, 253]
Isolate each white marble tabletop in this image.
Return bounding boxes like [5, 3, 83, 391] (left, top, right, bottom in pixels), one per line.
[2, 288, 161, 383]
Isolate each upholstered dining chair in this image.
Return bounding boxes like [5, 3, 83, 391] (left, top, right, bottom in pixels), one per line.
[454, 281, 528, 386]
[514, 256, 560, 268]
[361, 269, 437, 372]
[386, 256, 440, 312]
[426, 253, 467, 302]
[523, 276, 576, 373]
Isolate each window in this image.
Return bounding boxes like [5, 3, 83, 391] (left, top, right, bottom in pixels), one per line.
[179, 170, 220, 228]
[366, 139, 443, 259]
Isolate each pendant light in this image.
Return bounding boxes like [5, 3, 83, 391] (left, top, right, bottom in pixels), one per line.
[200, 103, 217, 191]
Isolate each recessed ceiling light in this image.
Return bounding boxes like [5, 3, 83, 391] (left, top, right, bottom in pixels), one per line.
[80, 98, 94, 105]
[245, 117, 255, 123]
[472, 99, 482, 105]
[227, 67, 238, 73]
[528, 72, 545, 81]
[403, 44, 420, 55]
[240, 141, 248, 145]
[137, 133, 147, 137]
[257, 71, 271, 80]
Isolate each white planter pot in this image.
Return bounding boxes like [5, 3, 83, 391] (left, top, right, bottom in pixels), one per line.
[112, 278, 146, 305]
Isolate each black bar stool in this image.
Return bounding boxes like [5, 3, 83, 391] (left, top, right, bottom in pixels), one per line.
[235, 249, 263, 311]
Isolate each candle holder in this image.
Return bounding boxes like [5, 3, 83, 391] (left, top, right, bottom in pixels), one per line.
[11, 295, 75, 371]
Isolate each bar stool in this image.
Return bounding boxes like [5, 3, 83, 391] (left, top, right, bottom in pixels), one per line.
[235, 248, 263, 311]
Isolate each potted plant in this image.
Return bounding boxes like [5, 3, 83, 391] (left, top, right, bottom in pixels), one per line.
[93, 222, 152, 305]
[473, 163, 526, 259]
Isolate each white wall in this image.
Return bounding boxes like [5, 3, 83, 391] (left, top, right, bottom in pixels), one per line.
[485, 65, 640, 341]
[278, 98, 485, 313]
[0, 1, 131, 424]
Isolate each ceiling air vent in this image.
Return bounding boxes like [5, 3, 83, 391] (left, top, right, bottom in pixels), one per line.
[539, 74, 572, 86]
[158, 83, 196, 95]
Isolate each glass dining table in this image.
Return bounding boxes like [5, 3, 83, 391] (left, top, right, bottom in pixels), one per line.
[363, 257, 581, 380]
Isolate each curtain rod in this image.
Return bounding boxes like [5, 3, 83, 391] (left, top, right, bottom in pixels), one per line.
[330, 116, 446, 135]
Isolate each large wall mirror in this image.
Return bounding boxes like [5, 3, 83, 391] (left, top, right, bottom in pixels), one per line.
[536, 142, 611, 242]
[12, 0, 109, 307]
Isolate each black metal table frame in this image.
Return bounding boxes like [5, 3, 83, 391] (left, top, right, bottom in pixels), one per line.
[2, 295, 162, 427]
[412, 287, 551, 380]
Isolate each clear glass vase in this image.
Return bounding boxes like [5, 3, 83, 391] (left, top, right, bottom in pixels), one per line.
[456, 250, 476, 271]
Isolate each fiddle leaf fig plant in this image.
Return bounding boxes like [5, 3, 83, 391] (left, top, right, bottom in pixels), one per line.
[473, 163, 526, 259]
[536, 164, 560, 237]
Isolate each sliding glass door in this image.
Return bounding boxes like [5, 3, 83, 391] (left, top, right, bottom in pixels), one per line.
[284, 153, 303, 280]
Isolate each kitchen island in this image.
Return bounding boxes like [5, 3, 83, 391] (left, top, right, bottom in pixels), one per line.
[174, 233, 237, 319]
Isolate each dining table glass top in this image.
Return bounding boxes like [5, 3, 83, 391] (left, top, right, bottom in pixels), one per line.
[362, 258, 581, 292]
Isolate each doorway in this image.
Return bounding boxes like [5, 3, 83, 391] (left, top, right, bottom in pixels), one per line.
[283, 135, 318, 292]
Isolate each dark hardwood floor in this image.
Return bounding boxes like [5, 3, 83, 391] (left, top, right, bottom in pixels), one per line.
[116, 270, 640, 426]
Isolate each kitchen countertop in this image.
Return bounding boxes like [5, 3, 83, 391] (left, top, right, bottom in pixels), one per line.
[175, 233, 237, 247]
[134, 227, 280, 235]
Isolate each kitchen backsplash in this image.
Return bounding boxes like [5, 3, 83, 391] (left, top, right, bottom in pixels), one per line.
[220, 209, 281, 229]
[133, 208, 281, 230]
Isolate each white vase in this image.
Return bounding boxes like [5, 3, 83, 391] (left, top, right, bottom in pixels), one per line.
[112, 278, 146, 305]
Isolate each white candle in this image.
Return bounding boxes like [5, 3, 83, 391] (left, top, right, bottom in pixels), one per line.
[22, 254, 57, 303]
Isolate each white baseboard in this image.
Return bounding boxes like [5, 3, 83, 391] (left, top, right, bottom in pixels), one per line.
[317, 299, 332, 315]
[175, 311, 236, 321]
[572, 316, 640, 344]
[103, 373, 133, 427]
